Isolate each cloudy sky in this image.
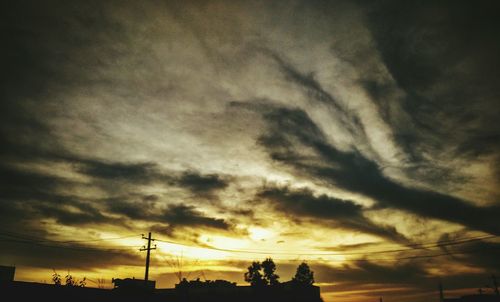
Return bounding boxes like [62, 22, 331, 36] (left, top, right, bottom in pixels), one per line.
[1, 1, 500, 301]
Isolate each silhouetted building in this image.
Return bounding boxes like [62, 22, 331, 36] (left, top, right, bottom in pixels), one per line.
[156, 279, 322, 302]
[444, 295, 500, 302]
[175, 278, 237, 289]
[1, 277, 321, 302]
[440, 280, 500, 302]
[0, 265, 15, 281]
[112, 277, 156, 291]
[0, 281, 117, 302]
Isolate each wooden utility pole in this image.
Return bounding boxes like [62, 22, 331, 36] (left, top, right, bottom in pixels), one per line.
[140, 232, 156, 282]
[492, 274, 499, 296]
[439, 281, 445, 302]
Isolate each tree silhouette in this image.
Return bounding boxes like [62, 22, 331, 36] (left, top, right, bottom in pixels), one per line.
[244, 261, 267, 286]
[262, 258, 280, 286]
[52, 270, 62, 286]
[65, 272, 75, 286]
[292, 262, 314, 286]
[51, 270, 85, 287]
[65, 273, 86, 287]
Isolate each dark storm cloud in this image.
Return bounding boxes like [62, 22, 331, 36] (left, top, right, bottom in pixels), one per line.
[0, 163, 69, 201]
[0, 156, 231, 232]
[104, 198, 232, 231]
[105, 197, 152, 221]
[359, 0, 500, 181]
[242, 103, 500, 235]
[0, 108, 61, 164]
[77, 160, 162, 184]
[160, 204, 231, 230]
[458, 240, 500, 275]
[35, 202, 114, 226]
[437, 233, 500, 273]
[0, 163, 120, 227]
[0, 238, 142, 270]
[257, 186, 409, 243]
[0, 198, 40, 239]
[0, 159, 232, 257]
[0, 167, 141, 270]
[177, 171, 229, 198]
[75, 158, 230, 197]
[313, 251, 499, 295]
[319, 242, 381, 252]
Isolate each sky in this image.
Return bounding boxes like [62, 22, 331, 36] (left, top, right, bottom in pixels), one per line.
[1, 1, 500, 301]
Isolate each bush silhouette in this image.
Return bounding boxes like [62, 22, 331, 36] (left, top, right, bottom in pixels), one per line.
[51, 270, 86, 287]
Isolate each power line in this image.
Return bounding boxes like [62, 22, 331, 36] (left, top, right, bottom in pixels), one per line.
[226, 245, 500, 262]
[1, 228, 497, 262]
[0, 230, 142, 252]
[45, 234, 141, 244]
[154, 239, 500, 263]
[0, 230, 140, 244]
[154, 234, 498, 257]
[1, 229, 494, 256]
[320, 235, 498, 256]
[350, 246, 500, 262]
[0, 238, 141, 252]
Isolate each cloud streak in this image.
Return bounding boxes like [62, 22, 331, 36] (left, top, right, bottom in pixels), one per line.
[257, 186, 409, 244]
[252, 104, 500, 235]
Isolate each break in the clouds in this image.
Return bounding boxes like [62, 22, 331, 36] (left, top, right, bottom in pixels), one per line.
[1, 1, 499, 302]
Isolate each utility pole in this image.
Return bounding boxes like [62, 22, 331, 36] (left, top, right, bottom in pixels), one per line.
[439, 281, 445, 302]
[492, 274, 499, 296]
[140, 232, 156, 282]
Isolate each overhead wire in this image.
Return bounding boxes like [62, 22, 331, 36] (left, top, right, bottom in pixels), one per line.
[153, 234, 498, 257]
[0, 237, 141, 252]
[1, 228, 498, 261]
[0, 230, 142, 252]
[0, 230, 140, 243]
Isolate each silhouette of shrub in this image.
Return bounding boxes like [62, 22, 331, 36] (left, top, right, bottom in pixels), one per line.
[51, 270, 86, 287]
